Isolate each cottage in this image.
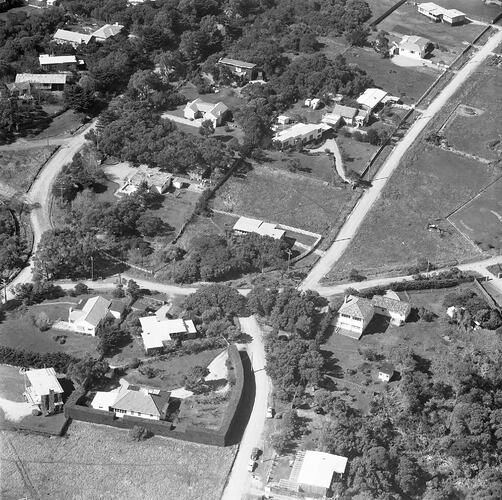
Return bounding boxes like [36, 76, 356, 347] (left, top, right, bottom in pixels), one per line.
[377, 363, 395, 383]
[53, 29, 94, 47]
[273, 122, 331, 148]
[140, 312, 197, 354]
[183, 99, 229, 127]
[23, 367, 64, 415]
[335, 295, 375, 339]
[91, 23, 124, 42]
[91, 379, 170, 420]
[15, 73, 68, 91]
[327, 104, 368, 127]
[6, 82, 32, 99]
[417, 3, 466, 25]
[233, 216, 285, 240]
[39, 54, 85, 72]
[68, 296, 124, 336]
[371, 295, 411, 326]
[117, 165, 172, 196]
[218, 57, 257, 80]
[357, 88, 388, 113]
[396, 35, 434, 59]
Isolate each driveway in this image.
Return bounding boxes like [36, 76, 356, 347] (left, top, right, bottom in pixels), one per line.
[309, 138, 348, 182]
[300, 28, 502, 292]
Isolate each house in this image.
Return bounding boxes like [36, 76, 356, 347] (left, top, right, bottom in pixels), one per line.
[68, 296, 125, 336]
[117, 165, 172, 196]
[218, 57, 257, 80]
[277, 115, 292, 125]
[6, 81, 32, 99]
[273, 122, 331, 148]
[15, 73, 67, 91]
[23, 367, 64, 415]
[91, 23, 124, 42]
[233, 216, 285, 240]
[39, 54, 84, 72]
[371, 295, 411, 326]
[267, 450, 348, 499]
[335, 295, 375, 339]
[321, 113, 342, 128]
[140, 315, 197, 354]
[327, 105, 368, 127]
[27, 0, 57, 7]
[53, 29, 94, 47]
[417, 3, 466, 25]
[183, 99, 229, 127]
[377, 363, 395, 383]
[357, 88, 388, 113]
[91, 379, 170, 420]
[395, 35, 434, 59]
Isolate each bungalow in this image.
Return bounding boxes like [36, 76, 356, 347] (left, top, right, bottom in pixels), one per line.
[357, 88, 388, 113]
[68, 296, 125, 336]
[23, 367, 64, 415]
[218, 57, 258, 80]
[273, 122, 331, 148]
[183, 99, 229, 127]
[371, 295, 411, 326]
[395, 35, 434, 59]
[91, 23, 124, 42]
[39, 54, 85, 72]
[15, 73, 67, 91]
[117, 165, 172, 196]
[140, 308, 197, 354]
[91, 379, 170, 421]
[53, 29, 94, 47]
[417, 3, 466, 25]
[335, 295, 375, 339]
[326, 105, 368, 127]
[377, 363, 395, 383]
[233, 216, 285, 240]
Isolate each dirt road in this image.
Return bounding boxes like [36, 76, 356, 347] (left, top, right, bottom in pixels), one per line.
[221, 316, 270, 500]
[300, 28, 502, 292]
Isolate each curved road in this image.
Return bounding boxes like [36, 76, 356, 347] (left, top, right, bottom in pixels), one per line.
[300, 28, 502, 292]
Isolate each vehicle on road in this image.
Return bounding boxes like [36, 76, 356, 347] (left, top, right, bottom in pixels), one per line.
[247, 460, 256, 472]
[250, 448, 261, 461]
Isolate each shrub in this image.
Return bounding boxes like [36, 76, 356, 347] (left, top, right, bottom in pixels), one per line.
[74, 283, 89, 295]
[34, 312, 51, 331]
[31, 408, 41, 416]
[139, 366, 158, 379]
[129, 425, 153, 441]
[128, 357, 141, 369]
[112, 285, 125, 298]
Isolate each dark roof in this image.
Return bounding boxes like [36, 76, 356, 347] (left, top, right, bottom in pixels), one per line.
[371, 295, 410, 316]
[379, 363, 395, 375]
[110, 299, 126, 313]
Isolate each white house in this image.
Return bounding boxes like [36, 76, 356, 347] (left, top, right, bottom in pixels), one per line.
[218, 57, 257, 79]
[53, 29, 94, 47]
[395, 35, 434, 59]
[377, 363, 395, 383]
[117, 165, 172, 196]
[326, 105, 368, 127]
[68, 296, 125, 336]
[91, 379, 170, 420]
[39, 54, 84, 71]
[183, 99, 229, 127]
[357, 88, 388, 113]
[277, 115, 292, 125]
[23, 367, 64, 415]
[273, 122, 331, 148]
[335, 295, 375, 339]
[15, 73, 67, 91]
[417, 3, 466, 25]
[91, 23, 124, 42]
[233, 216, 285, 240]
[371, 295, 411, 326]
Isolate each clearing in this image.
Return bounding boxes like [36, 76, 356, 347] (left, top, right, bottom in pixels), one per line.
[0, 420, 236, 500]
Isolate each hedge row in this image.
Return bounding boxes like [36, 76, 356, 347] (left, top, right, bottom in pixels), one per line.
[0, 346, 77, 373]
[65, 345, 246, 447]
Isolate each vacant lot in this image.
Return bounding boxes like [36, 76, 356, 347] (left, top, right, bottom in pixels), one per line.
[327, 147, 499, 281]
[0, 421, 236, 500]
[213, 165, 360, 242]
[0, 146, 57, 192]
[0, 300, 99, 357]
[345, 47, 438, 103]
[442, 63, 502, 160]
[449, 178, 502, 251]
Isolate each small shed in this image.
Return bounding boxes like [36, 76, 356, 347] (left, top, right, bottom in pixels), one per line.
[377, 363, 395, 383]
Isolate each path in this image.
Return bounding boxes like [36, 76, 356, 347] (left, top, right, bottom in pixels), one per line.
[310, 138, 348, 182]
[300, 28, 502, 292]
[221, 316, 270, 500]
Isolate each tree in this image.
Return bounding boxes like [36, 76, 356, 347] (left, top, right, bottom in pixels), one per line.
[74, 282, 89, 295]
[183, 365, 210, 393]
[126, 279, 141, 300]
[34, 312, 51, 331]
[129, 425, 153, 441]
[136, 214, 168, 237]
[199, 119, 215, 137]
[63, 85, 96, 113]
[184, 284, 247, 318]
[67, 356, 109, 390]
[97, 319, 128, 356]
[374, 31, 390, 58]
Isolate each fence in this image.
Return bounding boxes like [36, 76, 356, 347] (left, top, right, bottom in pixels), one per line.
[369, 0, 407, 27]
[473, 278, 502, 312]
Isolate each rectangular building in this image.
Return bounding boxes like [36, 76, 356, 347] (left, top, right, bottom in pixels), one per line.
[273, 122, 331, 148]
[15, 73, 68, 91]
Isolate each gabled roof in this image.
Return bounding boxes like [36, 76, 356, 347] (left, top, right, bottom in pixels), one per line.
[371, 295, 410, 316]
[80, 296, 112, 327]
[53, 29, 93, 45]
[273, 122, 330, 142]
[185, 99, 229, 117]
[332, 104, 358, 119]
[112, 386, 170, 416]
[92, 23, 123, 40]
[338, 295, 374, 321]
[25, 368, 64, 396]
[399, 35, 432, 52]
[378, 362, 395, 375]
[357, 88, 388, 110]
[218, 57, 256, 69]
[140, 316, 196, 349]
[15, 73, 67, 85]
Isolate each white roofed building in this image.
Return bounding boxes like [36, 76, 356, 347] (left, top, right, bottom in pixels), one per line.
[418, 3, 466, 25]
[218, 57, 257, 79]
[273, 122, 331, 148]
[140, 314, 197, 354]
[117, 165, 172, 196]
[183, 99, 230, 127]
[357, 88, 388, 113]
[39, 54, 84, 71]
[68, 296, 124, 336]
[15, 73, 67, 91]
[92, 23, 124, 42]
[53, 29, 94, 47]
[233, 216, 285, 240]
[23, 367, 64, 415]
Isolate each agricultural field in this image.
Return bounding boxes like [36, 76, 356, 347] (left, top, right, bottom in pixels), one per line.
[442, 61, 502, 160]
[0, 146, 57, 192]
[212, 165, 361, 243]
[326, 147, 500, 281]
[0, 421, 236, 500]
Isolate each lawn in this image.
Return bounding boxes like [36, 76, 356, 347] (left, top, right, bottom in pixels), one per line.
[0, 146, 57, 192]
[0, 420, 236, 500]
[212, 165, 361, 243]
[344, 46, 439, 103]
[326, 147, 500, 281]
[335, 134, 380, 175]
[0, 300, 99, 358]
[442, 62, 502, 160]
[32, 109, 84, 140]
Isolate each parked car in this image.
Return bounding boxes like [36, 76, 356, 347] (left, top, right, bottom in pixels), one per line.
[250, 447, 261, 461]
[247, 459, 256, 472]
[266, 407, 275, 418]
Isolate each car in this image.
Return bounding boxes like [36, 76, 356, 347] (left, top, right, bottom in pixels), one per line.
[266, 407, 275, 418]
[250, 447, 261, 461]
[247, 459, 256, 472]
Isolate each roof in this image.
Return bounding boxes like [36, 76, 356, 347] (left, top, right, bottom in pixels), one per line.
[112, 386, 170, 416]
[255, 222, 286, 240]
[110, 299, 126, 314]
[91, 389, 120, 410]
[444, 8, 465, 17]
[140, 316, 194, 349]
[274, 122, 330, 142]
[357, 88, 388, 110]
[233, 216, 263, 233]
[92, 23, 123, 40]
[400, 35, 432, 52]
[296, 451, 348, 488]
[338, 295, 374, 321]
[332, 104, 358, 119]
[418, 3, 465, 17]
[53, 29, 93, 44]
[78, 296, 112, 327]
[379, 362, 395, 375]
[39, 54, 78, 65]
[218, 57, 256, 69]
[185, 99, 229, 116]
[155, 304, 171, 320]
[128, 165, 172, 188]
[371, 295, 410, 316]
[15, 73, 67, 85]
[25, 368, 64, 396]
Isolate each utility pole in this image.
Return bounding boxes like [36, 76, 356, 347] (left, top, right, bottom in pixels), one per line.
[1, 278, 7, 303]
[90, 256, 94, 281]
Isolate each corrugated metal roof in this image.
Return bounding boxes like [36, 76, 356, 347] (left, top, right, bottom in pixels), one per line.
[15, 73, 68, 84]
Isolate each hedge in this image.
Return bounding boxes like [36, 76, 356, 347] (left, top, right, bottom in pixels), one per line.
[0, 346, 77, 373]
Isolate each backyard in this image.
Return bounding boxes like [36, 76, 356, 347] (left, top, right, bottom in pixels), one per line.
[0, 420, 236, 500]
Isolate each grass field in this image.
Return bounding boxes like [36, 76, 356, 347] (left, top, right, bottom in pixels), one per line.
[326, 147, 499, 281]
[0, 421, 236, 500]
[344, 47, 439, 103]
[33, 109, 84, 140]
[442, 63, 502, 160]
[213, 165, 361, 241]
[0, 146, 57, 192]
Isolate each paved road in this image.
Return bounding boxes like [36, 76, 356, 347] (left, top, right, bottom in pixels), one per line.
[300, 28, 502, 292]
[222, 316, 270, 500]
